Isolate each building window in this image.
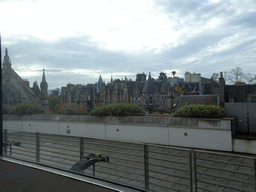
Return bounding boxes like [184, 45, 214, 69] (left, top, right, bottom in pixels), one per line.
[149, 96, 153, 106]
[251, 97, 256, 103]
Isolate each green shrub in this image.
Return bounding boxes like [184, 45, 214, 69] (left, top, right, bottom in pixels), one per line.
[9, 103, 46, 115]
[171, 104, 225, 118]
[57, 104, 88, 115]
[3, 104, 12, 114]
[49, 96, 62, 112]
[90, 103, 145, 116]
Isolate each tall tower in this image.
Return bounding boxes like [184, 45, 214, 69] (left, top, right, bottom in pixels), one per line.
[40, 69, 49, 111]
[3, 48, 12, 69]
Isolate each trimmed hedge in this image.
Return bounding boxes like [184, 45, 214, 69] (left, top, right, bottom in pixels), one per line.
[9, 103, 46, 115]
[90, 103, 145, 116]
[3, 104, 12, 114]
[57, 104, 88, 115]
[171, 104, 225, 118]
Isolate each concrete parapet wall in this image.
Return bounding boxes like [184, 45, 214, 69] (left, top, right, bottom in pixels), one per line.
[3, 115, 233, 152]
[3, 114, 231, 129]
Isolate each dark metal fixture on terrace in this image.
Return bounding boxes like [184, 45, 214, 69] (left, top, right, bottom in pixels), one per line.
[70, 153, 109, 173]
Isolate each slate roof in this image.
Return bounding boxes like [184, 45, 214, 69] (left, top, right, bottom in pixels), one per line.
[201, 77, 219, 87]
[32, 81, 41, 96]
[225, 84, 256, 102]
[143, 74, 157, 93]
[173, 95, 218, 110]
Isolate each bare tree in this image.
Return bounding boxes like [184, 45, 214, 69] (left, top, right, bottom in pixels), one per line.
[227, 67, 245, 84]
[245, 73, 256, 84]
[210, 73, 219, 82]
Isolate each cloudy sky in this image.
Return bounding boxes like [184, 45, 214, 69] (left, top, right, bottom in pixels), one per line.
[1, 0, 256, 89]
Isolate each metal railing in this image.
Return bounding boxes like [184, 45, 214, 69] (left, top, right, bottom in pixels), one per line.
[2, 129, 256, 192]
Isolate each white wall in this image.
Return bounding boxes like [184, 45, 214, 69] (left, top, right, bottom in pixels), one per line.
[3, 120, 233, 151]
[233, 139, 256, 154]
[106, 125, 169, 145]
[168, 127, 232, 151]
[23, 121, 58, 134]
[3, 121, 23, 131]
[58, 122, 106, 139]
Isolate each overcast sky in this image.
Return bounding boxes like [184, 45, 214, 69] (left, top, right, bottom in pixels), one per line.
[1, 0, 256, 89]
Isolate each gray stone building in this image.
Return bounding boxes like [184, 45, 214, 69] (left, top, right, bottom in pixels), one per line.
[61, 71, 219, 112]
[2, 48, 49, 110]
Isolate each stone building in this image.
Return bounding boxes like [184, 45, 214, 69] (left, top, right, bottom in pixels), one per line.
[62, 71, 220, 112]
[2, 48, 49, 110]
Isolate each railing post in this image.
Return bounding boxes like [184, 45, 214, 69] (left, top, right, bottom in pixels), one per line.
[92, 164, 95, 177]
[36, 132, 40, 162]
[254, 157, 256, 192]
[194, 150, 197, 192]
[3, 129, 7, 155]
[144, 145, 149, 192]
[189, 150, 193, 192]
[80, 137, 84, 160]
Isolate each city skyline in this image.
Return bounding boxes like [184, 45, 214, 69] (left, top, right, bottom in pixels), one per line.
[1, 0, 256, 89]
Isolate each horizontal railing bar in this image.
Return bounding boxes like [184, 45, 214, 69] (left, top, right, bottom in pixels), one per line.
[83, 141, 144, 152]
[149, 175, 190, 187]
[149, 181, 186, 191]
[41, 139, 79, 145]
[95, 169, 142, 182]
[194, 149, 255, 160]
[39, 157, 74, 166]
[149, 169, 189, 180]
[147, 143, 192, 151]
[99, 161, 144, 172]
[196, 164, 254, 177]
[197, 179, 253, 192]
[40, 145, 79, 152]
[150, 167, 189, 175]
[149, 150, 189, 158]
[196, 186, 216, 192]
[7, 138, 36, 144]
[149, 163, 189, 172]
[41, 132, 146, 147]
[149, 157, 188, 166]
[96, 165, 144, 177]
[196, 157, 254, 168]
[197, 171, 255, 185]
[11, 146, 36, 151]
[84, 146, 144, 158]
[10, 142, 36, 147]
[9, 152, 35, 159]
[98, 155, 143, 164]
[94, 173, 145, 191]
[40, 149, 79, 158]
[8, 132, 35, 136]
[7, 134, 36, 139]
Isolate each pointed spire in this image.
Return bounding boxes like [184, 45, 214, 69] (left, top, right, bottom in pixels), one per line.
[111, 73, 113, 83]
[42, 69, 46, 82]
[40, 69, 48, 98]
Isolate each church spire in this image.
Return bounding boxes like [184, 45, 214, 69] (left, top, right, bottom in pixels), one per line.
[3, 48, 11, 69]
[42, 69, 46, 83]
[40, 69, 48, 98]
[40, 69, 49, 111]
